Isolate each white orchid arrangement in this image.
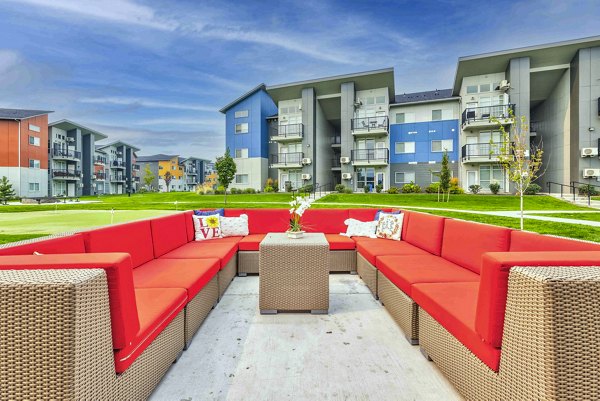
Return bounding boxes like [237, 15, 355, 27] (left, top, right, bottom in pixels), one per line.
[288, 196, 313, 232]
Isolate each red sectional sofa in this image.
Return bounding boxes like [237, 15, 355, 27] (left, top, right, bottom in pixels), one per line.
[1, 208, 599, 400]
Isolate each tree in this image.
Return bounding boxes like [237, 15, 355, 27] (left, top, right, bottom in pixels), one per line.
[439, 151, 451, 202]
[143, 164, 155, 189]
[163, 171, 173, 192]
[0, 176, 16, 205]
[493, 112, 544, 230]
[215, 148, 236, 204]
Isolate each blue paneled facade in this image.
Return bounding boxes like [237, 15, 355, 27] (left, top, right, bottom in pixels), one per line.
[389, 119, 459, 163]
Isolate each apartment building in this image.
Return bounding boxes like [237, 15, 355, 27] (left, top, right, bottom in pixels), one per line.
[138, 154, 184, 192]
[0, 108, 52, 197]
[180, 157, 211, 191]
[96, 141, 140, 195]
[222, 36, 600, 193]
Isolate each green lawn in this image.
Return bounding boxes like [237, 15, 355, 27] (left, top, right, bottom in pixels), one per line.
[529, 212, 600, 222]
[0, 233, 49, 245]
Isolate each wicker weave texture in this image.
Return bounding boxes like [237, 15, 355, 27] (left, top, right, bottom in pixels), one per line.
[259, 233, 329, 311]
[218, 254, 237, 298]
[0, 269, 116, 400]
[357, 253, 377, 298]
[238, 251, 259, 275]
[328, 250, 357, 272]
[377, 272, 419, 343]
[185, 276, 218, 347]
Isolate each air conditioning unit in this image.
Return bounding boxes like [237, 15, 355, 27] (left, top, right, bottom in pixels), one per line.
[302, 158, 312, 165]
[498, 80, 510, 91]
[298, 104, 302, 110]
[342, 173, 352, 180]
[66, 137, 75, 142]
[581, 148, 598, 157]
[583, 168, 600, 178]
[92, 174, 97, 180]
[301, 173, 312, 180]
[340, 157, 350, 164]
[354, 99, 363, 108]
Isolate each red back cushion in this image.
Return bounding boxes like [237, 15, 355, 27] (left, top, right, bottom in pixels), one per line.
[302, 209, 349, 233]
[150, 213, 188, 258]
[184, 211, 195, 242]
[441, 219, 511, 274]
[244, 209, 290, 234]
[510, 230, 600, 252]
[84, 220, 155, 268]
[0, 234, 86, 256]
[404, 212, 445, 255]
[347, 208, 391, 221]
[223, 209, 245, 217]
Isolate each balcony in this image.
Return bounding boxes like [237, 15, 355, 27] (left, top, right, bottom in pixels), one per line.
[269, 152, 303, 168]
[133, 176, 141, 183]
[111, 175, 126, 183]
[132, 164, 141, 171]
[331, 158, 341, 169]
[186, 167, 197, 175]
[94, 172, 106, 181]
[270, 124, 304, 142]
[111, 160, 126, 169]
[331, 135, 341, 147]
[52, 148, 81, 161]
[351, 116, 389, 136]
[461, 104, 515, 127]
[351, 148, 389, 166]
[461, 142, 511, 163]
[51, 169, 81, 180]
[94, 157, 107, 165]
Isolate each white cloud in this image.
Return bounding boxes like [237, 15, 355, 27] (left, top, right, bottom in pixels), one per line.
[79, 96, 218, 112]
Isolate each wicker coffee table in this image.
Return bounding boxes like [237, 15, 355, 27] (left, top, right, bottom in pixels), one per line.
[259, 233, 329, 314]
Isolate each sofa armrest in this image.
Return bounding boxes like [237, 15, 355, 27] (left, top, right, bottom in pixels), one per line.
[476, 251, 600, 348]
[0, 269, 117, 399]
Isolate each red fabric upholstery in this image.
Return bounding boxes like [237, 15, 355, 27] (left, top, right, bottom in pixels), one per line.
[404, 212, 445, 256]
[0, 233, 86, 256]
[302, 209, 349, 233]
[84, 220, 155, 268]
[223, 208, 245, 217]
[354, 237, 429, 266]
[325, 234, 356, 250]
[476, 251, 600, 348]
[510, 230, 600, 252]
[150, 213, 189, 258]
[184, 211, 195, 242]
[413, 282, 501, 371]
[0, 253, 139, 350]
[347, 208, 392, 221]
[244, 209, 290, 234]
[134, 257, 219, 299]
[238, 234, 266, 251]
[114, 287, 186, 373]
[159, 239, 238, 268]
[441, 219, 511, 274]
[376, 254, 479, 297]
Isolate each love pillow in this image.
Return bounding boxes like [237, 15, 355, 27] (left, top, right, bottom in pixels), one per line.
[192, 214, 222, 241]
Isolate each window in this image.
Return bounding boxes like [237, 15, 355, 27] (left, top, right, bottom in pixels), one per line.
[430, 170, 452, 183]
[29, 159, 40, 169]
[466, 85, 478, 94]
[234, 110, 249, 118]
[28, 182, 40, 191]
[29, 136, 40, 146]
[235, 174, 249, 184]
[395, 142, 415, 154]
[479, 83, 491, 92]
[356, 168, 375, 189]
[235, 123, 249, 134]
[431, 109, 442, 121]
[366, 97, 375, 105]
[395, 172, 415, 184]
[431, 139, 453, 152]
[395, 113, 405, 124]
[480, 165, 504, 191]
[171, 166, 176, 170]
[159, 166, 163, 170]
[29, 124, 40, 133]
[235, 148, 248, 158]
[375, 96, 386, 104]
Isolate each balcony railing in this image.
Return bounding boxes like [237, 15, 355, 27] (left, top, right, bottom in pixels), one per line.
[111, 175, 126, 182]
[461, 104, 515, 125]
[94, 157, 107, 165]
[133, 176, 141, 182]
[331, 158, 342, 168]
[94, 172, 106, 180]
[270, 124, 304, 141]
[331, 136, 341, 145]
[461, 142, 511, 161]
[111, 160, 126, 168]
[351, 148, 389, 164]
[270, 152, 303, 166]
[351, 116, 389, 134]
[52, 169, 81, 179]
[132, 164, 140, 171]
[52, 148, 81, 160]
[186, 168, 197, 175]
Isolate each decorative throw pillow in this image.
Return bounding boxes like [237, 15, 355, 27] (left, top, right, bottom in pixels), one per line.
[220, 214, 249, 237]
[376, 213, 405, 241]
[194, 208, 225, 217]
[192, 214, 222, 241]
[341, 218, 378, 238]
[374, 209, 401, 221]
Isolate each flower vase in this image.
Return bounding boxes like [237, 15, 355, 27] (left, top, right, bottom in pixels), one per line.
[286, 230, 305, 239]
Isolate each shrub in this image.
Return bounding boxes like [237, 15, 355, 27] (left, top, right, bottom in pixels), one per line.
[402, 182, 421, 193]
[299, 184, 314, 193]
[335, 184, 346, 193]
[265, 177, 274, 188]
[285, 182, 293, 192]
[264, 185, 274, 193]
[578, 184, 599, 196]
[448, 177, 464, 194]
[469, 185, 481, 194]
[425, 182, 440, 194]
[343, 187, 353, 194]
[489, 182, 501, 195]
[215, 185, 226, 195]
[244, 188, 256, 194]
[273, 180, 279, 192]
[204, 189, 214, 195]
[229, 187, 239, 194]
[524, 183, 542, 195]
[363, 185, 370, 193]
[375, 184, 383, 193]
[387, 186, 399, 194]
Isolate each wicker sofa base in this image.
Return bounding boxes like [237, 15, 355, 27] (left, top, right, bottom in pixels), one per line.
[238, 251, 259, 276]
[377, 271, 419, 344]
[218, 254, 237, 298]
[357, 253, 378, 298]
[184, 276, 218, 348]
[329, 250, 357, 273]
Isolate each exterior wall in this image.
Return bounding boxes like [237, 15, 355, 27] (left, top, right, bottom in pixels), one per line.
[140, 161, 160, 191]
[158, 156, 183, 192]
[390, 162, 459, 189]
[231, 157, 267, 190]
[340, 82, 355, 187]
[315, 98, 334, 187]
[301, 88, 316, 186]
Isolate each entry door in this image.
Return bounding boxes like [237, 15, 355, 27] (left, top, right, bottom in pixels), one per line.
[376, 172, 385, 190]
[467, 171, 477, 188]
[67, 183, 75, 197]
[280, 173, 288, 191]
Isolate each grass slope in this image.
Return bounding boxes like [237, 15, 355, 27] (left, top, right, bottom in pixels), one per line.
[528, 212, 600, 222]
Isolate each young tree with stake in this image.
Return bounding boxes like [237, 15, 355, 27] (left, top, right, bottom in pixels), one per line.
[215, 148, 236, 204]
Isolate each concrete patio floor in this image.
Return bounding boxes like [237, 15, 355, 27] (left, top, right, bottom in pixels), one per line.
[150, 275, 462, 401]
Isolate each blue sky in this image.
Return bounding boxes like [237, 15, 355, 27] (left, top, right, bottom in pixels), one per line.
[0, 0, 598, 160]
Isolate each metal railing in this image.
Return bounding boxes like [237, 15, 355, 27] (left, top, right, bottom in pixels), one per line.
[331, 136, 341, 145]
[132, 164, 141, 171]
[291, 182, 332, 200]
[351, 148, 389, 163]
[94, 172, 106, 180]
[461, 142, 511, 160]
[51, 169, 81, 179]
[547, 181, 600, 206]
[94, 157, 107, 165]
[111, 175, 126, 182]
[331, 158, 342, 168]
[270, 152, 303, 166]
[270, 124, 304, 139]
[111, 160, 126, 168]
[52, 149, 81, 160]
[351, 116, 389, 132]
[461, 104, 515, 125]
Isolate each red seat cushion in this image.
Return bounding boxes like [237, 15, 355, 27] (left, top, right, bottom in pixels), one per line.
[354, 237, 429, 266]
[325, 234, 356, 250]
[376, 254, 479, 297]
[510, 230, 600, 252]
[404, 212, 446, 256]
[441, 219, 511, 274]
[412, 282, 501, 372]
[0, 253, 139, 350]
[114, 287, 187, 373]
[0, 233, 86, 256]
[302, 209, 348, 233]
[159, 239, 238, 268]
[134, 258, 220, 299]
[476, 251, 600, 348]
[238, 234, 266, 251]
[150, 213, 188, 258]
[84, 220, 155, 268]
[243, 209, 290, 234]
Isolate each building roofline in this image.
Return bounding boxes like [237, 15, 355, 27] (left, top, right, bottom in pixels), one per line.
[96, 140, 141, 152]
[0, 109, 53, 120]
[219, 83, 266, 114]
[390, 96, 460, 107]
[49, 119, 108, 140]
[266, 67, 394, 90]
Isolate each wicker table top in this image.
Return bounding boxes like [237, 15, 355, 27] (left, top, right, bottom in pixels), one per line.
[260, 232, 328, 246]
